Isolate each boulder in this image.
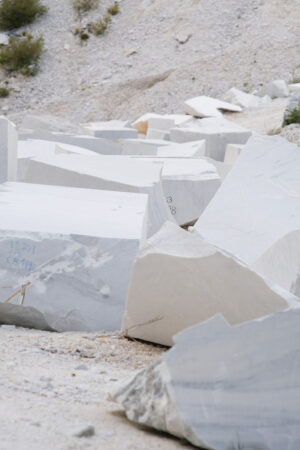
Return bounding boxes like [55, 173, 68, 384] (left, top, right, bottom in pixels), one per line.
[195, 135, 300, 264]
[121, 222, 294, 346]
[120, 138, 171, 155]
[257, 80, 289, 98]
[184, 95, 242, 118]
[0, 182, 148, 332]
[0, 117, 17, 183]
[112, 306, 300, 449]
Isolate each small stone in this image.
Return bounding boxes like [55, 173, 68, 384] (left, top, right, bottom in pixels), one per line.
[75, 364, 89, 371]
[176, 31, 192, 44]
[124, 48, 137, 57]
[75, 425, 95, 438]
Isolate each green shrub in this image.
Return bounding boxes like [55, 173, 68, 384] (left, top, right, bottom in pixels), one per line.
[0, 87, 9, 97]
[283, 107, 300, 126]
[0, 0, 47, 31]
[0, 35, 44, 76]
[88, 16, 110, 36]
[107, 2, 119, 15]
[72, 0, 99, 14]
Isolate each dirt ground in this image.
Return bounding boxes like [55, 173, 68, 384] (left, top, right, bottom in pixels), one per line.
[0, 325, 194, 450]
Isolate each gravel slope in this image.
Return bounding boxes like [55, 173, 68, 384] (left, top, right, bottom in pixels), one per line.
[1, 0, 300, 123]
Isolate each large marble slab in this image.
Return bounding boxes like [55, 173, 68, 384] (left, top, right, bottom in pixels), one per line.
[19, 129, 123, 155]
[17, 150, 172, 237]
[0, 182, 148, 332]
[184, 95, 242, 118]
[130, 157, 221, 225]
[112, 306, 300, 449]
[195, 135, 300, 264]
[121, 222, 296, 346]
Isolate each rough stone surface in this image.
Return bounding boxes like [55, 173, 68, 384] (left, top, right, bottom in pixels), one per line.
[112, 307, 300, 449]
[121, 222, 297, 346]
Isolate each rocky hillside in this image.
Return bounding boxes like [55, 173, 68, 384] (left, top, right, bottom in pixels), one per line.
[2, 0, 300, 123]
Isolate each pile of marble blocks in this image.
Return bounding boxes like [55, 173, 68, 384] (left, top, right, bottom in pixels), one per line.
[0, 81, 300, 448]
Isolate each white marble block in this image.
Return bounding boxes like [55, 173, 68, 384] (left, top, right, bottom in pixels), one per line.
[170, 120, 251, 161]
[132, 113, 192, 135]
[195, 135, 300, 265]
[223, 87, 271, 109]
[131, 157, 221, 225]
[156, 140, 206, 158]
[252, 229, 300, 297]
[19, 129, 123, 155]
[120, 138, 171, 155]
[0, 117, 17, 183]
[112, 306, 300, 449]
[121, 222, 295, 346]
[18, 150, 173, 237]
[184, 95, 242, 118]
[257, 80, 289, 98]
[81, 121, 138, 140]
[0, 182, 148, 332]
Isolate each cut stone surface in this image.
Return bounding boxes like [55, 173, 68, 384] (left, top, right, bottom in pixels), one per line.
[195, 135, 300, 264]
[0, 182, 148, 332]
[170, 118, 251, 161]
[0, 117, 17, 183]
[223, 87, 271, 109]
[156, 140, 206, 158]
[121, 222, 294, 346]
[120, 138, 171, 156]
[112, 307, 300, 449]
[80, 121, 137, 140]
[130, 157, 221, 225]
[132, 114, 192, 135]
[146, 129, 170, 141]
[184, 95, 242, 118]
[252, 229, 300, 297]
[17, 151, 172, 237]
[257, 79, 289, 98]
[223, 143, 244, 164]
[19, 129, 123, 155]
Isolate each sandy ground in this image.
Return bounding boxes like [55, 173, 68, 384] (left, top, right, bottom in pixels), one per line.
[0, 325, 193, 450]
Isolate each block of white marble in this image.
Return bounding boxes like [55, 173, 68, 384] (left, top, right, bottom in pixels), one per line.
[121, 221, 295, 346]
[0, 117, 17, 183]
[18, 150, 172, 237]
[129, 157, 220, 225]
[132, 113, 192, 135]
[184, 95, 242, 118]
[120, 138, 171, 155]
[19, 130, 123, 155]
[223, 143, 244, 164]
[112, 306, 300, 449]
[257, 80, 289, 99]
[223, 87, 271, 109]
[81, 121, 137, 140]
[156, 140, 206, 158]
[252, 229, 300, 298]
[195, 135, 300, 264]
[170, 119, 251, 161]
[146, 128, 170, 141]
[0, 182, 148, 332]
